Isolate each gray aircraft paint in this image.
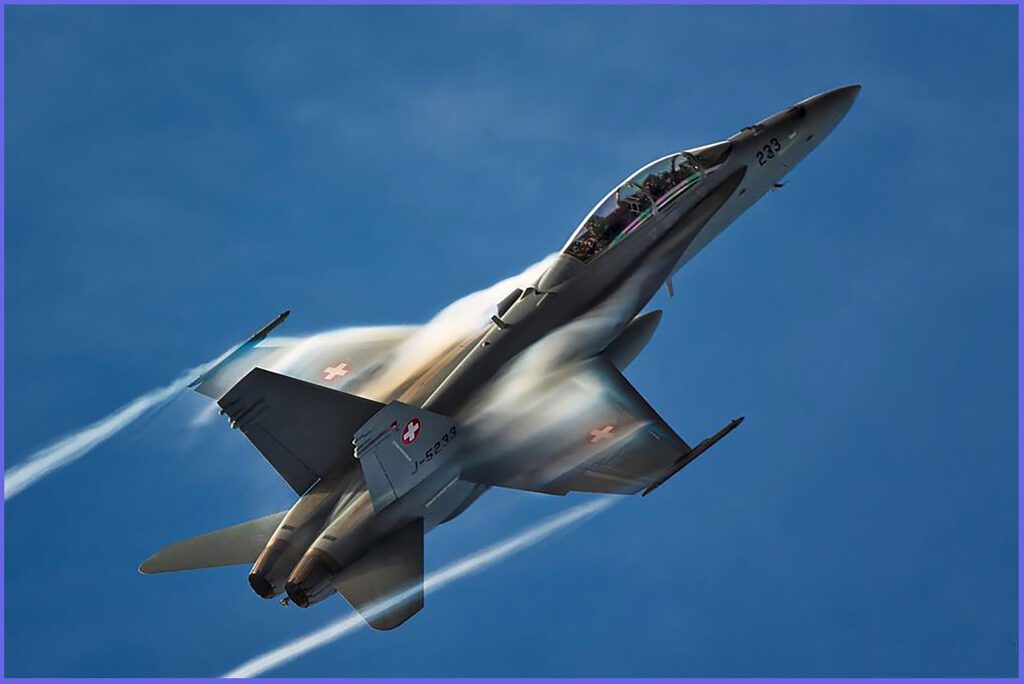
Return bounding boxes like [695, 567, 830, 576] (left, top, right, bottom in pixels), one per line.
[142, 86, 860, 630]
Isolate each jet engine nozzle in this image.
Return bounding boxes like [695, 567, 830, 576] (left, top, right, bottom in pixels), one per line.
[248, 538, 301, 599]
[285, 550, 339, 608]
[248, 571, 277, 599]
[246, 468, 367, 601]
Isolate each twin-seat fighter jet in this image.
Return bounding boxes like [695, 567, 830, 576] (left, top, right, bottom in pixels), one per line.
[141, 86, 860, 629]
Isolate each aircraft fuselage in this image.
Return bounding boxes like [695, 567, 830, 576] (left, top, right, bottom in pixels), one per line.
[251, 85, 861, 613]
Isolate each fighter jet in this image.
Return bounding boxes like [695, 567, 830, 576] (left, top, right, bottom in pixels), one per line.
[141, 85, 860, 629]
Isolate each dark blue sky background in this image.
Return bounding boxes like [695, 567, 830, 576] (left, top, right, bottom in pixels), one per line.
[4, 5, 1017, 677]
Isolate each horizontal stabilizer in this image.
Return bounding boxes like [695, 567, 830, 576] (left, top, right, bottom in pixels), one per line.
[140, 510, 287, 574]
[220, 368, 384, 494]
[333, 518, 424, 630]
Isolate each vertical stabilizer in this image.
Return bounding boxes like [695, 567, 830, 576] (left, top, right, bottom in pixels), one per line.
[354, 402, 458, 512]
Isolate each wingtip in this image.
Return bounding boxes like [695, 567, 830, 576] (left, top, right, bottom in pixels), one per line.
[247, 310, 292, 345]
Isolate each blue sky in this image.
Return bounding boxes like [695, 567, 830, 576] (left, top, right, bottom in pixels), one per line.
[4, 5, 1018, 677]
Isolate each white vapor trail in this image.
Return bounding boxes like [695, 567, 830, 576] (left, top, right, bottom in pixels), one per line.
[4, 355, 227, 501]
[223, 497, 614, 678]
[6, 253, 557, 501]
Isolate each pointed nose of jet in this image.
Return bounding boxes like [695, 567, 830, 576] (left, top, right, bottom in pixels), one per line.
[722, 85, 860, 194]
[738, 84, 861, 148]
[800, 84, 861, 136]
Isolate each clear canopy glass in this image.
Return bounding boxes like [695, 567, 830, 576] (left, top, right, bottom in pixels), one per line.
[564, 152, 704, 263]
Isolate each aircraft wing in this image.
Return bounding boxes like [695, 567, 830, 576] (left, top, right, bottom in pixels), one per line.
[462, 358, 731, 496]
[192, 318, 418, 400]
[219, 369, 384, 494]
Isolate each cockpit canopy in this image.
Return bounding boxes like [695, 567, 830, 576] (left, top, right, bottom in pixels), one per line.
[564, 151, 705, 263]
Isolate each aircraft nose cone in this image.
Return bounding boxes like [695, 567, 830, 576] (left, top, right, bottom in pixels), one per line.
[842, 84, 863, 97]
[802, 84, 861, 131]
[819, 84, 861, 110]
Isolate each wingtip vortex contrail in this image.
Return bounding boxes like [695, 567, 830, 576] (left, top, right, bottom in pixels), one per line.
[3, 367, 205, 501]
[5, 256, 558, 502]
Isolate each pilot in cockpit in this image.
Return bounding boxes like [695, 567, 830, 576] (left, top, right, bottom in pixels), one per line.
[566, 153, 704, 264]
[568, 189, 644, 261]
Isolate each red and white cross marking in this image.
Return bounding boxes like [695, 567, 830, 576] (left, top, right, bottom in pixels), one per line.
[402, 418, 421, 445]
[588, 424, 616, 443]
[322, 361, 351, 382]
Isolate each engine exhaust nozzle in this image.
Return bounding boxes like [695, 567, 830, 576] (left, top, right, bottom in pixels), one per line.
[285, 550, 340, 608]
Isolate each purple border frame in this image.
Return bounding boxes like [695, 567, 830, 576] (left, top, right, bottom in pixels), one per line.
[2, 1, 7, 678]
[0, 1, 1019, 681]
[0, 0, 1019, 4]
